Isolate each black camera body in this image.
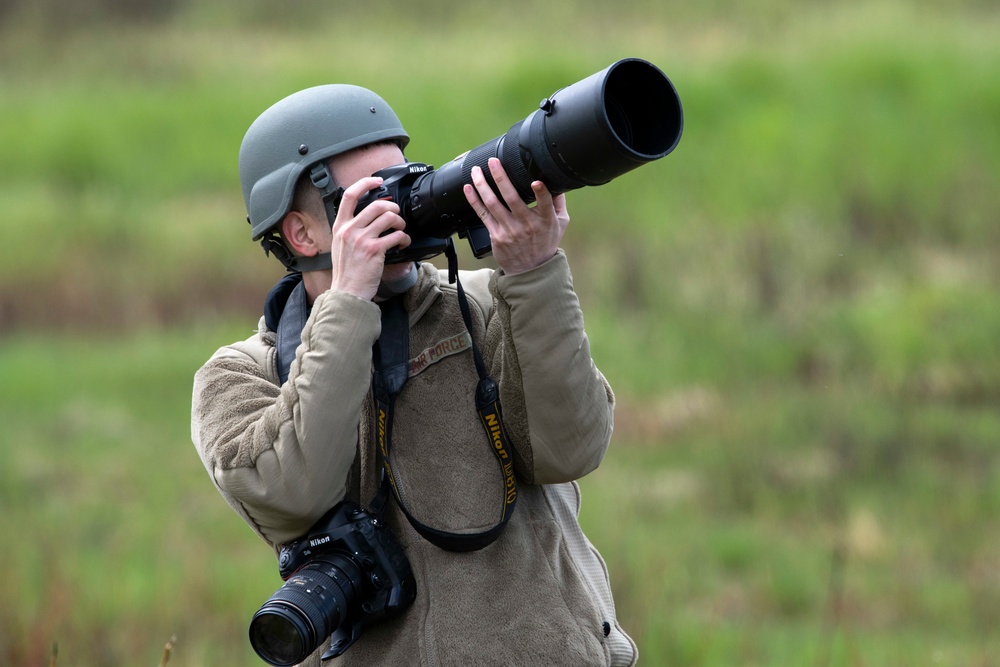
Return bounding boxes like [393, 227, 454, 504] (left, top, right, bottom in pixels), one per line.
[249, 500, 416, 666]
[354, 161, 485, 264]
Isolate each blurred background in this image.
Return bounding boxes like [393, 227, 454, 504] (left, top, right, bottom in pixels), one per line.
[1, 0, 998, 665]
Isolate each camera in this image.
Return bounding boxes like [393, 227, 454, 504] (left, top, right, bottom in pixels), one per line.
[248, 500, 416, 666]
[354, 57, 683, 263]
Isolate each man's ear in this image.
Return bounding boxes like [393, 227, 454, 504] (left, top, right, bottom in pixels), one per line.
[280, 211, 322, 257]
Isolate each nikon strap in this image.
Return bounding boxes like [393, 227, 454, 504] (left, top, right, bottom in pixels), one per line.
[372, 244, 518, 552]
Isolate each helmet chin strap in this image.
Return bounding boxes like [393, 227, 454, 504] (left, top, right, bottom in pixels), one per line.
[288, 161, 344, 273]
[288, 252, 333, 272]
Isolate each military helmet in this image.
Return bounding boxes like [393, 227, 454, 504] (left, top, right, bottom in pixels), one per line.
[239, 84, 410, 240]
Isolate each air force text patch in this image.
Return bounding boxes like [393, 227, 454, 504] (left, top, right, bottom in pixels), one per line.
[409, 331, 472, 377]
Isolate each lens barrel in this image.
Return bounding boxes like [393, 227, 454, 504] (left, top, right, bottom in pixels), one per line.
[249, 557, 362, 666]
[402, 57, 682, 242]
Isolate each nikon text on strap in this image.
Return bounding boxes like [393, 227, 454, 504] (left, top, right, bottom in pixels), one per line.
[372, 249, 517, 552]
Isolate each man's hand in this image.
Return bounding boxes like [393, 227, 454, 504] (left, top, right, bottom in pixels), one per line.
[329, 176, 411, 301]
[463, 158, 570, 275]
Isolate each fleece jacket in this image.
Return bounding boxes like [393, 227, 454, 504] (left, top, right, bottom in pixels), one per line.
[191, 251, 638, 666]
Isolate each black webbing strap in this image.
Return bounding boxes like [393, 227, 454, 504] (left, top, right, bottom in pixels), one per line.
[372, 248, 517, 552]
[261, 162, 347, 273]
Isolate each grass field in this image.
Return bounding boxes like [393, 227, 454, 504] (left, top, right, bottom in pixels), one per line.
[1, 1, 999, 665]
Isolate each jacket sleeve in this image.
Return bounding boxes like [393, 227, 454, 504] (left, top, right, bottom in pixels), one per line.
[191, 289, 381, 546]
[485, 250, 615, 484]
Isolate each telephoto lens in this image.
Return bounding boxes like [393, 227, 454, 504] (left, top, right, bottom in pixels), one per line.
[371, 57, 683, 262]
[248, 557, 363, 667]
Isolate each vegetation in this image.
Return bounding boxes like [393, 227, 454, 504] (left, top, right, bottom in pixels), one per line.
[1, 1, 998, 664]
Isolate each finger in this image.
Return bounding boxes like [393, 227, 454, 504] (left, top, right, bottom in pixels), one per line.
[354, 199, 402, 229]
[530, 180, 555, 212]
[532, 182, 570, 227]
[470, 164, 505, 217]
[375, 228, 411, 251]
[464, 179, 504, 239]
[345, 206, 406, 252]
[336, 176, 387, 225]
[354, 218, 410, 260]
[463, 180, 484, 211]
[487, 158, 530, 215]
[552, 192, 569, 221]
[331, 203, 401, 253]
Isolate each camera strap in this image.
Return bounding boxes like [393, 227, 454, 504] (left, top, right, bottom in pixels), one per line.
[371, 244, 518, 552]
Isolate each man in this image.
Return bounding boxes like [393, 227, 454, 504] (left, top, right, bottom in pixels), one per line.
[191, 83, 637, 666]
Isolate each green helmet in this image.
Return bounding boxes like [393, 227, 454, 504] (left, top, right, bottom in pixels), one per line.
[239, 84, 410, 240]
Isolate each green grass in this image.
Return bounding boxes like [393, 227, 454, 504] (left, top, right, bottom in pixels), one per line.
[2, 1, 999, 665]
[4, 330, 997, 665]
[0, 327, 276, 665]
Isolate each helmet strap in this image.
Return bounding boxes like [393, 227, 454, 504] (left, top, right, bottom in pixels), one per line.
[259, 230, 335, 273]
[309, 162, 346, 229]
[258, 230, 306, 272]
[276, 161, 346, 273]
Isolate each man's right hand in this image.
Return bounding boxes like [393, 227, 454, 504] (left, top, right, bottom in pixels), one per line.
[328, 176, 411, 301]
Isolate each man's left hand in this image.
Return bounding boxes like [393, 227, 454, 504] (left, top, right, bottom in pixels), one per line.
[463, 157, 570, 275]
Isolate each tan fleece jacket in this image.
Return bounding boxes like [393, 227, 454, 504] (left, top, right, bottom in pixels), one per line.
[191, 251, 637, 666]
